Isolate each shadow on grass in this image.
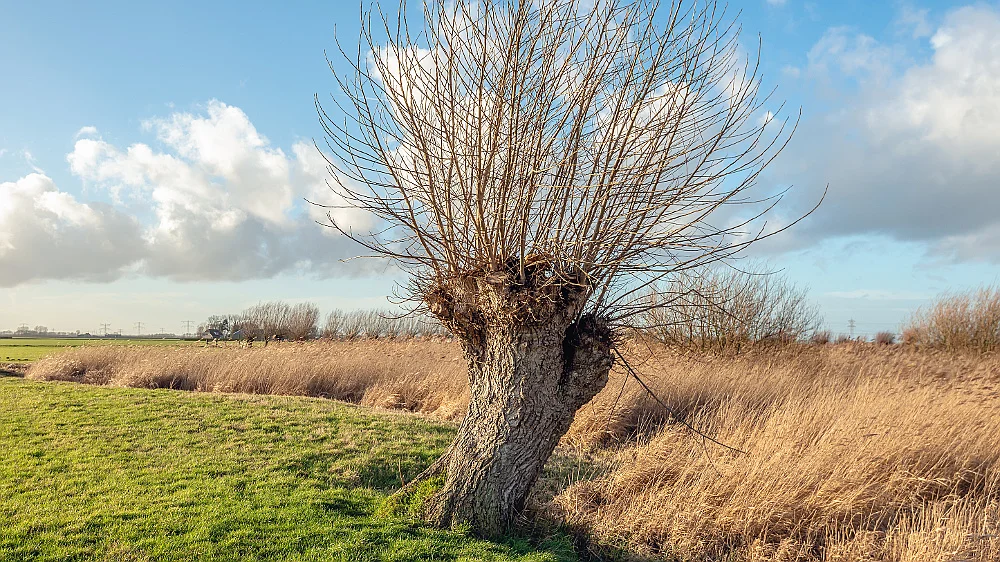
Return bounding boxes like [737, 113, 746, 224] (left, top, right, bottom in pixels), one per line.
[378, 470, 586, 562]
[326, 515, 580, 562]
[0, 363, 26, 377]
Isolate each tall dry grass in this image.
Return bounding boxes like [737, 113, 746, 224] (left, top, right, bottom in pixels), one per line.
[26, 341, 1000, 561]
[556, 345, 1000, 560]
[28, 340, 468, 419]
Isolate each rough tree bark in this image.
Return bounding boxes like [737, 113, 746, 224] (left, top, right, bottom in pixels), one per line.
[418, 260, 614, 538]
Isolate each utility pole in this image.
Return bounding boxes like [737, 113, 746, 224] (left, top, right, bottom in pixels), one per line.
[100, 323, 111, 337]
[848, 318, 856, 339]
[134, 321, 143, 337]
[182, 320, 195, 336]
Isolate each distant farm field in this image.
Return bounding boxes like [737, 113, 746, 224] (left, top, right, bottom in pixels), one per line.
[0, 338, 199, 363]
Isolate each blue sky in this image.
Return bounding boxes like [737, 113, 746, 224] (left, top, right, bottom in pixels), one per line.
[2, 0, 998, 337]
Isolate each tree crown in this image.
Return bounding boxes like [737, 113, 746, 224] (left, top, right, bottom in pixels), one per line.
[318, 0, 811, 324]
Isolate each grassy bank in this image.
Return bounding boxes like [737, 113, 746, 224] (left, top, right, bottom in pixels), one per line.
[0, 377, 573, 561]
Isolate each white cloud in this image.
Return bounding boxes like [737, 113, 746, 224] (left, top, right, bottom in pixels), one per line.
[806, 26, 899, 82]
[773, 5, 1000, 263]
[0, 174, 145, 286]
[895, 4, 933, 39]
[781, 65, 801, 79]
[142, 102, 295, 226]
[0, 101, 376, 286]
[767, 0, 787, 6]
[291, 141, 372, 231]
[933, 223, 1000, 264]
[22, 150, 45, 174]
[75, 126, 99, 138]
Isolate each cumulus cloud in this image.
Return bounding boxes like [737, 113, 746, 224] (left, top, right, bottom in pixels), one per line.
[773, 5, 1000, 263]
[0, 101, 375, 286]
[0, 174, 145, 286]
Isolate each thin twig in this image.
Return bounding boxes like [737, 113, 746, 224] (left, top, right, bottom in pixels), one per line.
[611, 345, 748, 456]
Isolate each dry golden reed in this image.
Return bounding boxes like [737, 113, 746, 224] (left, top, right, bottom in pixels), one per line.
[28, 340, 469, 419]
[27, 341, 1000, 561]
[557, 344, 1000, 561]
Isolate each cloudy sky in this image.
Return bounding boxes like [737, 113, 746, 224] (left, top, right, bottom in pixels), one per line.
[2, 0, 998, 337]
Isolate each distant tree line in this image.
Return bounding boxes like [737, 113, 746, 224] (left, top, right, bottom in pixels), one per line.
[200, 277, 823, 348]
[198, 301, 446, 343]
[200, 272, 828, 348]
[322, 309, 447, 339]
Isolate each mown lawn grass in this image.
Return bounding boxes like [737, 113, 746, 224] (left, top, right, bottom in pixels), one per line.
[0, 338, 201, 363]
[0, 378, 575, 561]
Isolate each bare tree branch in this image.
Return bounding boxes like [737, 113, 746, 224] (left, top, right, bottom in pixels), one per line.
[316, 0, 814, 323]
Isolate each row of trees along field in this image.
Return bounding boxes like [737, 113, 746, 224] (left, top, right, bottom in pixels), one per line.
[200, 302, 320, 342]
[199, 302, 447, 342]
[198, 280, 1000, 350]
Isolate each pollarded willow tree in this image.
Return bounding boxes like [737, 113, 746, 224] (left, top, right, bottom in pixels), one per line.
[317, 0, 812, 537]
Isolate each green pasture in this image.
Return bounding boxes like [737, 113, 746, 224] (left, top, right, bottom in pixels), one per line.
[0, 378, 574, 561]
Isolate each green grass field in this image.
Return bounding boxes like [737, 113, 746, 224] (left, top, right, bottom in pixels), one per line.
[0, 378, 574, 561]
[0, 338, 200, 363]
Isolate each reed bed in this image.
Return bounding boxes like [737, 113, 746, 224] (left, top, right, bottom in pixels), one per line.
[27, 340, 469, 419]
[557, 344, 1000, 560]
[27, 341, 1000, 561]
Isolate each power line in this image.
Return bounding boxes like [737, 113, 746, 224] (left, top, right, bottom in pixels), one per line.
[99, 323, 111, 337]
[848, 319, 856, 338]
[134, 322, 143, 336]
[182, 320, 195, 336]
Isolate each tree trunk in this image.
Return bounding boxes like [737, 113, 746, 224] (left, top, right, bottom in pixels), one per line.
[421, 269, 614, 538]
